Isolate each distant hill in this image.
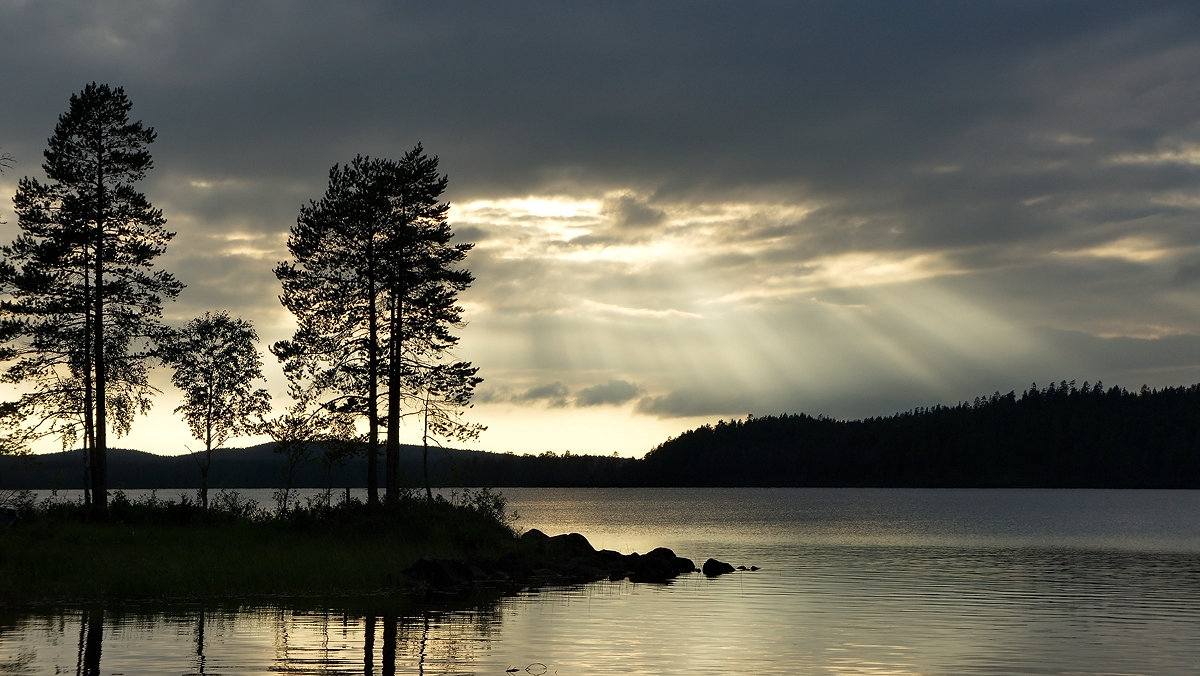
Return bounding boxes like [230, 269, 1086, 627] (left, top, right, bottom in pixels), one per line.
[4, 381, 1199, 490]
[637, 381, 1200, 487]
[0, 442, 636, 491]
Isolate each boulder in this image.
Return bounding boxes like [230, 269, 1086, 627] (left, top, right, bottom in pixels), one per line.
[546, 532, 596, 557]
[520, 528, 549, 544]
[702, 558, 736, 577]
[645, 547, 698, 576]
[627, 552, 672, 583]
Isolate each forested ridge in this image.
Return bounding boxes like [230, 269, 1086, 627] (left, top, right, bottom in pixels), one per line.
[640, 381, 1200, 487]
[5, 380, 1199, 489]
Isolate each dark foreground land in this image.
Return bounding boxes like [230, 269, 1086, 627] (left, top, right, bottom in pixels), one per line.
[0, 490, 700, 607]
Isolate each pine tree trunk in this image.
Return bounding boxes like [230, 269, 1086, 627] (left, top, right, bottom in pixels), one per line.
[90, 162, 108, 514]
[385, 298, 401, 504]
[423, 404, 433, 503]
[366, 256, 379, 506]
[82, 269, 95, 508]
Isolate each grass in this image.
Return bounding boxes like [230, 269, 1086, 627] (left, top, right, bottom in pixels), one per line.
[0, 488, 520, 605]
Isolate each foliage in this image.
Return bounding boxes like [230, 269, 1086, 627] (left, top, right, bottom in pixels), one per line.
[639, 381, 1200, 487]
[164, 311, 271, 508]
[415, 361, 485, 499]
[0, 488, 33, 512]
[0, 83, 182, 511]
[446, 487, 510, 529]
[264, 403, 356, 513]
[166, 311, 271, 451]
[0, 489, 519, 603]
[273, 145, 480, 504]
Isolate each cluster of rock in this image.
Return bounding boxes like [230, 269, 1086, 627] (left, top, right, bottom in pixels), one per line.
[404, 529, 756, 593]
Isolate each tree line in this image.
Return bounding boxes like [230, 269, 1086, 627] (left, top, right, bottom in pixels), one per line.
[6, 379, 1199, 490]
[0, 83, 481, 513]
[635, 381, 1200, 487]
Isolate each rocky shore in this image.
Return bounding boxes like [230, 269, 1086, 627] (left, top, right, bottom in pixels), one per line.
[404, 529, 752, 594]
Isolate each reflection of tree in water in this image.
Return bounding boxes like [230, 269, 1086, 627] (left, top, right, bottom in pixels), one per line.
[251, 600, 506, 675]
[367, 603, 506, 675]
[76, 607, 102, 676]
[1, 598, 510, 675]
[194, 608, 207, 675]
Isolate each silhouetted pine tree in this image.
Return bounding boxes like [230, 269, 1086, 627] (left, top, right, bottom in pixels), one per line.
[274, 145, 479, 505]
[0, 83, 182, 511]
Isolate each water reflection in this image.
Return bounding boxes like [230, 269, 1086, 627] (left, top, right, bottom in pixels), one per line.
[79, 607, 102, 676]
[5, 489, 1200, 674]
[1, 596, 515, 676]
[9, 543, 1199, 676]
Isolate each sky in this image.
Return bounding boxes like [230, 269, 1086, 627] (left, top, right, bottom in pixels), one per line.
[2, 1, 1200, 458]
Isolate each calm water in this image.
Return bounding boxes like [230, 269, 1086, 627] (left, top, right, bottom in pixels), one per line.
[3, 488, 1200, 674]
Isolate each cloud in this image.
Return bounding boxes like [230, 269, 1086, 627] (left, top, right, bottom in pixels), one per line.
[516, 382, 570, 408]
[636, 390, 738, 419]
[1173, 261, 1200, 286]
[476, 378, 642, 409]
[576, 379, 640, 407]
[601, 192, 665, 230]
[7, 2, 1200, 458]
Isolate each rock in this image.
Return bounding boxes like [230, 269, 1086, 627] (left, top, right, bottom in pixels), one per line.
[406, 531, 704, 594]
[702, 558, 736, 577]
[627, 552, 671, 583]
[520, 528, 549, 544]
[546, 532, 596, 557]
[644, 547, 696, 574]
[623, 547, 698, 582]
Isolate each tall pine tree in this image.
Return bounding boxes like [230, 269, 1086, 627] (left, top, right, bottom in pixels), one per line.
[0, 83, 182, 511]
[274, 145, 478, 505]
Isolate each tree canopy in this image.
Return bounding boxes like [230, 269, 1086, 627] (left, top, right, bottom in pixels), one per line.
[273, 145, 480, 504]
[638, 381, 1200, 487]
[0, 83, 182, 510]
[165, 311, 271, 508]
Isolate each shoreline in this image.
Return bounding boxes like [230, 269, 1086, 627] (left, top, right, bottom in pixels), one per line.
[0, 493, 713, 608]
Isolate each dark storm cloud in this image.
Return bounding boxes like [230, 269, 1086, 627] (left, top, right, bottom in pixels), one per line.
[4, 1, 1192, 202]
[4, 2, 1196, 242]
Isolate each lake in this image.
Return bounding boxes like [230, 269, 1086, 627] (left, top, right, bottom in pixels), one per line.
[3, 488, 1200, 674]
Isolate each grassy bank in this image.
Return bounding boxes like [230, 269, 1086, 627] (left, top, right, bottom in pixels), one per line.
[0, 489, 519, 605]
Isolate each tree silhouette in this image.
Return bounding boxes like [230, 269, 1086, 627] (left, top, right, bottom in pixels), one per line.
[274, 145, 479, 505]
[637, 382, 1200, 487]
[165, 311, 271, 509]
[0, 83, 182, 509]
[412, 361, 484, 500]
